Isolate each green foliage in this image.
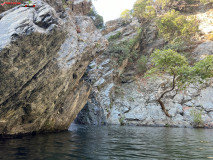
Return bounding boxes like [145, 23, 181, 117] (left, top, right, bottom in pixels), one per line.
[191, 55, 213, 80]
[154, 0, 170, 9]
[147, 49, 188, 75]
[176, 55, 213, 87]
[87, 8, 104, 29]
[156, 10, 199, 41]
[164, 40, 187, 52]
[199, 0, 213, 4]
[108, 32, 122, 41]
[108, 40, 131, 64]
[108, 37, 140, 64]
[190, 109, 203, 126]
[108, 28, 142, 65]
[146, 49, 213, 88]
[137, 55, 148, 74]
[154, 0, 212, 5]
[120, 9, 132, 19]
[119, 116, 125, 125]
[95, 42, 100, 48]
[95, 15, 104, 29]
[63, 4, 68, 9]
[133, 0, 156, 20]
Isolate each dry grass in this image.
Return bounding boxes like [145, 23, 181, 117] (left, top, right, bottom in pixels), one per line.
[206, 32, 213, 40]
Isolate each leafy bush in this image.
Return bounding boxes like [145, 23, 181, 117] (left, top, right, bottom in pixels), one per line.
[133, 0, 156, 20]
[108, 32, 122, 41]
[154, 0, 171, 9]
[120, 9, 132, 20]
[145, 49, 213, 117]
[190, 109, 203, 126]
[108, 29, 142, 64]
[164, 39, 187, 52]
[157, 9, 199, 41]
[190, 55, 213, 81]
[108, 41, 130, 64]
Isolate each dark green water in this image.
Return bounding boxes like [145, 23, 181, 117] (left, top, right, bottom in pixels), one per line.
[0, 124, 213, 160]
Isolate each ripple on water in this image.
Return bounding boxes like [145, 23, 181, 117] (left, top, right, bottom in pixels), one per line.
[0, 124, 213, 160]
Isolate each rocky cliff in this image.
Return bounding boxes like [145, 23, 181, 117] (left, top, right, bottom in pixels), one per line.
[76, 6, 213, 128]
[0, 0, 107, 137]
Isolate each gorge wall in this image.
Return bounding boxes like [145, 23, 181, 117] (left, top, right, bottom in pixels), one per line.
[0, 0, 212, 137]
[0, 0, 107, 136]
[76, 5, 213, 128]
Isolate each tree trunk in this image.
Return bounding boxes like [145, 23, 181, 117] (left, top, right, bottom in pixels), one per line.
[157, 73, 176, 118]
[157, 98, 172, 118]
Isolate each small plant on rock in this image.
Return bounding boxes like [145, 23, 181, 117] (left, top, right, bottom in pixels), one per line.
[119, 116, 125, 126]
[108, 32, 122, 41]
[190, 109, 203, 126]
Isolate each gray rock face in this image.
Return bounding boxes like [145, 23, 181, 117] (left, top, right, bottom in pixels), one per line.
[193, 41, 213, 59]
[76, 16, 213, 128]
[107, 80, 213, 127]
[75, 18, 140, 125]
[0, 0, 107, 136]
[74, 92, 106, 125]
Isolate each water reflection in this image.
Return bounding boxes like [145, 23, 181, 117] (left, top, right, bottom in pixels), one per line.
[0, 125, 213, 160]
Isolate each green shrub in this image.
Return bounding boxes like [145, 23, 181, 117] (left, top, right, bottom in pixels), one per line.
[120, 9, 132, 20]
[108, 41, 130, 64]
[108, 35, 140, 64]
[154, 0, 170, 9]
[145, 49, 213, 117]
[137, 55, 148, 74]
[190, 109, 203, 126]
[119, 116, 125, 125]
[157, 9, 199, 42]
[108, 32, 122, 41]
[133, 0, 156, 20]
[164, 39, 187, 52]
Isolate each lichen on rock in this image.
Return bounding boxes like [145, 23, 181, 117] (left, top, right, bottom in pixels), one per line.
[0, 0, 107, 137]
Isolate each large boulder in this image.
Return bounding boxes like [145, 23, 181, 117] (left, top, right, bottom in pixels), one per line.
[0, 0, 107, 136]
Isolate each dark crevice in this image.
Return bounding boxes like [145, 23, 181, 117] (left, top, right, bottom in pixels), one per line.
[73, 73, 78, 79]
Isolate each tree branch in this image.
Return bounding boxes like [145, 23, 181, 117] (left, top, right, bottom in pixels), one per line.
[158, 72, 176, 100]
